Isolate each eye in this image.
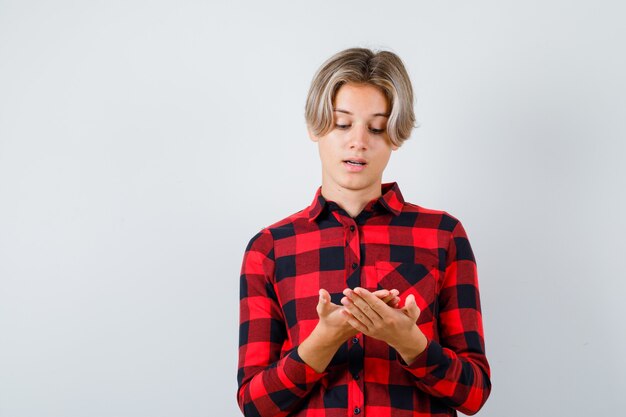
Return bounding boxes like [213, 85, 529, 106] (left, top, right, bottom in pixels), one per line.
[335, 124, 350, 129]
[369, 128, 386, 135]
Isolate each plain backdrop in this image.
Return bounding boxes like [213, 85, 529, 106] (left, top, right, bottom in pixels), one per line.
[1, 1, 625, 416]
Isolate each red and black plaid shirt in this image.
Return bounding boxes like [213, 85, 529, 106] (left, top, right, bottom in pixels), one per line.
[237, 182, 491, 417]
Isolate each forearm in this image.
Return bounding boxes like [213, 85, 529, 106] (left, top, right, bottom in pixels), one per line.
[403, 219, 491, 414]
[297, 324, 349, 373]
[238, 231, 326, 416]
[401, 339, 491, 415]
[390, 324, 428, 365]
[237, 348, 326, 417]
[237, 324, 350, 416]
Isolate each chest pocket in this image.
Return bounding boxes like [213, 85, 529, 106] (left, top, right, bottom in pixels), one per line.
[375, 261, 438, 326]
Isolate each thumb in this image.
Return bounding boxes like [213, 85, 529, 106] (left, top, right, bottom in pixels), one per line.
[317, 288, 331, 316]
[403, 294, 421, 321]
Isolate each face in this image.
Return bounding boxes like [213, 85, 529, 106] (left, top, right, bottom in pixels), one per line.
[309, 82, 398, 198]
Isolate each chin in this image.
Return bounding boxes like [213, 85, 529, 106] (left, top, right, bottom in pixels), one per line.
[337, 178, 376, 191]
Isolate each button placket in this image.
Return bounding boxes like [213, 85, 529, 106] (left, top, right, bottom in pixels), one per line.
[345, 220, 360, 273]
[345, 217, 364, 416]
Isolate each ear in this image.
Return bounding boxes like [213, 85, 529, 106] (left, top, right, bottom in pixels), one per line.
[391, 143, 399, 151]
[307, 127, 320, 143]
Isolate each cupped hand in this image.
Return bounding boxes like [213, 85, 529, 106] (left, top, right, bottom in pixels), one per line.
[340, 287, 425, 352]
[315, 288, 400, 344]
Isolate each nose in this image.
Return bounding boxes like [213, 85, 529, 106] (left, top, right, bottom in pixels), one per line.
[348, 124, 369, 150]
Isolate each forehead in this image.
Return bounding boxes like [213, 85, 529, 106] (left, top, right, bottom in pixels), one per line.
[333, 83, 389, 115]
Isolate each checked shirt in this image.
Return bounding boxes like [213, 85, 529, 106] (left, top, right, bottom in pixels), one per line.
[237, 182, 491, 417]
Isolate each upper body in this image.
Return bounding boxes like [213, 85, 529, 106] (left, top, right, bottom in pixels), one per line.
[237, 47, 491, 416]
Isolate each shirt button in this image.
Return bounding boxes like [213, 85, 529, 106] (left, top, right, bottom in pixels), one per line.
[354, 374, 360, 380]
[350, 225, 355, 232]
[354, 407, 361, 415]
[352, 262, 358, 269]
[352, 337, 359, 344]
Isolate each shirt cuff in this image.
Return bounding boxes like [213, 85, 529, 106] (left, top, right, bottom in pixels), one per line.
[398, 338, 446, 380]
[280, 348, 327, 393]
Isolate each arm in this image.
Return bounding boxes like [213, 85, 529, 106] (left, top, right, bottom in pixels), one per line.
[342, 220, 491, 415]
[402, 220, 491, 415]
[237, 230, 324, 417]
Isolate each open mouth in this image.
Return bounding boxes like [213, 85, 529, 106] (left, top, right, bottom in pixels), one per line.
[344, 160, 366, 166]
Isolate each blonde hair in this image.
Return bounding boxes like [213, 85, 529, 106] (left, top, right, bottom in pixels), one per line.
[305, 47, 417, 147]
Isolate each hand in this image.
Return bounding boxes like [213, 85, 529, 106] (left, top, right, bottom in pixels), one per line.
[298, 287, 401, 373]
[315, 288, 400, 344]
[341, 287, 428, 364]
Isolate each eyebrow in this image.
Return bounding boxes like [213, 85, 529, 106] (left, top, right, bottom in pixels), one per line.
[333, 108, 390, 118]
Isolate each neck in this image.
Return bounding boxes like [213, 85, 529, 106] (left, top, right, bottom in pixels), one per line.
[320, 181, 382, 218]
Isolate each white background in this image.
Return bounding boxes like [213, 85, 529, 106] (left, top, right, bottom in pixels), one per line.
[1, 1, 625, 416]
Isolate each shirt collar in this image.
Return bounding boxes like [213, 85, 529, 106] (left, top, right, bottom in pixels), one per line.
[307, 182, 405, 222]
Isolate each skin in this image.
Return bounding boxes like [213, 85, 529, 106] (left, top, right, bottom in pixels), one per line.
[308, 82, 399, 218]
[341, 287, 428, 365]
[298, 83, 428, 371]
[298, 288, 400, 373]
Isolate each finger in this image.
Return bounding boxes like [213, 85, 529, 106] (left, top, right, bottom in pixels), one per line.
[389, 296, 400, 308]
[366, 288, 397, 302]
[351, 287, 387, 318]
[371, 289, 390, 299]
[403, 294, 421, 321]
[380, 293, 394, 304]
[379, 289, 398, 305]
[384, 295, 401, 307]
[341, 309, 369, 333]
[341, 296, 375, 327]
[317, 288, 331, 315]
[344, 288, 388, 319]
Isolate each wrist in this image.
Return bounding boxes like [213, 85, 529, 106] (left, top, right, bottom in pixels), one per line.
[391, 326, 428, 365]
[311, 322, 351, 350]
[298, 322, 349, 374]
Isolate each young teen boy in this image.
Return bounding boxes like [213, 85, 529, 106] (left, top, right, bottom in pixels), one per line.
[237, 48, 491, 417]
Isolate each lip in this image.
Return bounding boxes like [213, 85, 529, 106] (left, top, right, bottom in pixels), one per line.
[343, 159, 367, 172]
[343, 157, 367, 164]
